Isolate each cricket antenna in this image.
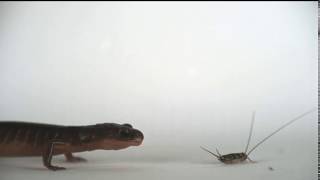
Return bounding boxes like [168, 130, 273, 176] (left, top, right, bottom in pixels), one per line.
[244, 111, 255, 153]
[216, 148, 221, 156]
[200, 146, 220, 158]
[247, 108, 317, 155]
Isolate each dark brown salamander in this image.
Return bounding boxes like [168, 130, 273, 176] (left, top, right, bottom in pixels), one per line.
[0, 121, 144, 171]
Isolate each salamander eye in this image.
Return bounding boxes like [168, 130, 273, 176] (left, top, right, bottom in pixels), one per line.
[122, 123, 133, 128]
[119, 129, 130, 137]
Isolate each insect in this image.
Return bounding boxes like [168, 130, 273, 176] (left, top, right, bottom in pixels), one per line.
[0, 122, 144, 170]
[201, 108, 316, 164]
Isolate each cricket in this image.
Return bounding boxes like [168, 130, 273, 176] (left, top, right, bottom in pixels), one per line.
[201, 108, 317, 164]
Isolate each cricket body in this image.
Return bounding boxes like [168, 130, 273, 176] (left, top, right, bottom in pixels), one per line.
[0, 122, 144, 171]
[201, 108, 317, 164]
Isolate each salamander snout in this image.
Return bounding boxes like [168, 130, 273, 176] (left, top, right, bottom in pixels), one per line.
[119, 124, 144, 146]
[133, 130, 144, 145]
[125, 129, 143, 146]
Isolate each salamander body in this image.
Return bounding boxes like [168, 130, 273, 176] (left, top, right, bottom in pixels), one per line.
[0, 121, 144, 170]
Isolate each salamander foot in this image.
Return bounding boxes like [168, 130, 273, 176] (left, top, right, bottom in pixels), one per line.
[47, 165, 66, 171]
[65, 152, 87, 163]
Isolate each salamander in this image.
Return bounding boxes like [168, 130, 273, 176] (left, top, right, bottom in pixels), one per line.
[0, 121, 144, 171]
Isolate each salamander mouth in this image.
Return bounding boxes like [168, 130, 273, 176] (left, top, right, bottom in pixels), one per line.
[100, 137, 143, 150]
[130, 137, 143, 146]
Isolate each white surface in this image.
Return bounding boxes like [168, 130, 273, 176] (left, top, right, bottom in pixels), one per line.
[0, 1, 317, 180]
[0, 137, 317, 180]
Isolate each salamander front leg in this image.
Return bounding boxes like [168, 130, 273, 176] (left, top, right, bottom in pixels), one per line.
[64, 152, 87, 162]
[42, 142, 66, 171]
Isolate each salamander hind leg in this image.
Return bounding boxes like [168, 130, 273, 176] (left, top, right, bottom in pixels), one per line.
[64, 152, 87, 163]
[42, 142, 67, 171]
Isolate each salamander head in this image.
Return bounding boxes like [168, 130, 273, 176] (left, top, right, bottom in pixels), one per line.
[87, 123, 144, 150]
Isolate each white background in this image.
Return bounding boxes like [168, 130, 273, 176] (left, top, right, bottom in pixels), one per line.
[0, 2, 317, 180]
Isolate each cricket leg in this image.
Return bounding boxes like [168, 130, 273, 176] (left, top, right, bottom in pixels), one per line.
[247, 157, 256, 163]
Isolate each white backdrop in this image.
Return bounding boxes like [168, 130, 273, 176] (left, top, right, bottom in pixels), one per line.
[0, 2, 317, 180]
